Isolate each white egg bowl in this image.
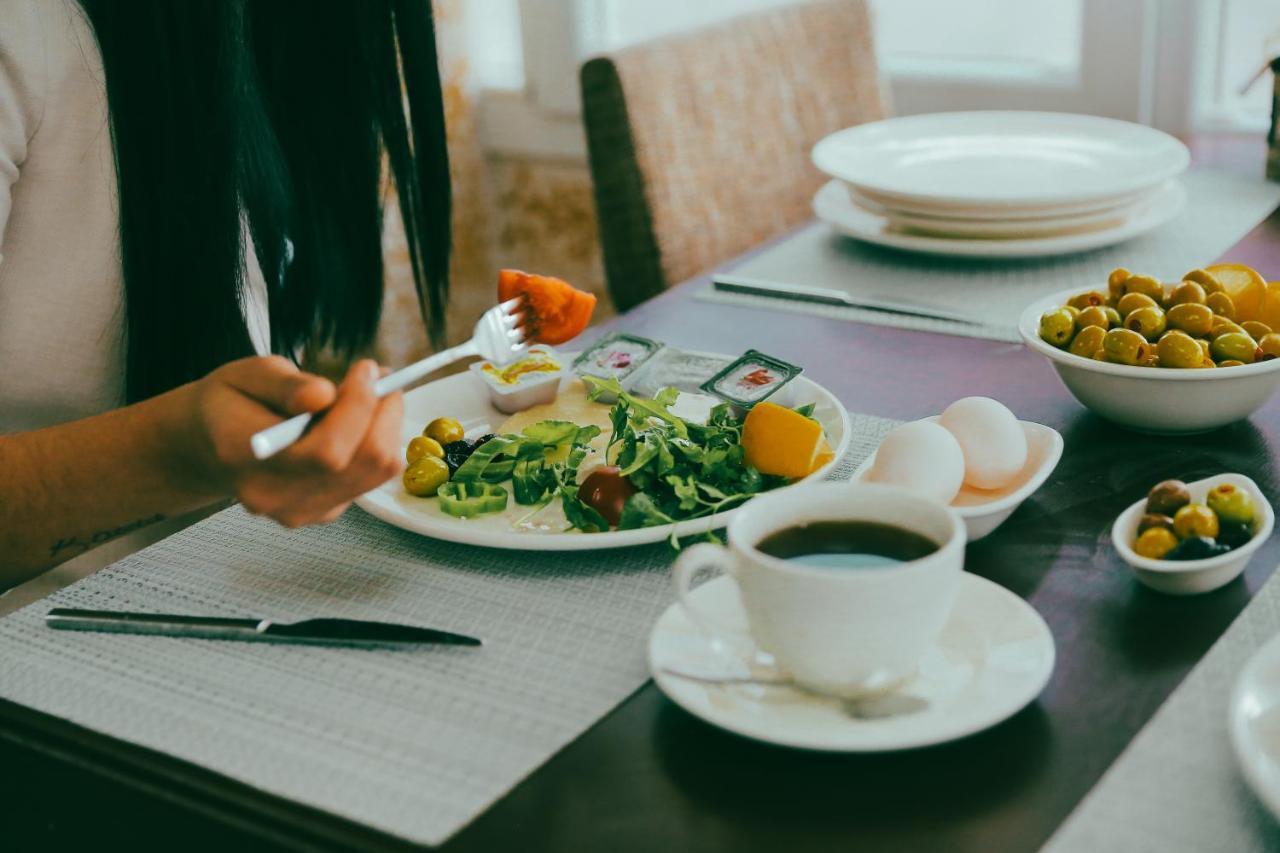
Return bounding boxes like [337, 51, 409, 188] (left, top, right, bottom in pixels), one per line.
[853, 417, 1063, 541]
[1019, 287, 1280, 434]
[1111, 473, 1274, 595]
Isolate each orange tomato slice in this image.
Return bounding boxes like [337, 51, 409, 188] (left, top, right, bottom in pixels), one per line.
[1205, 263, 1267, 322]
[498, 269, 597, 345]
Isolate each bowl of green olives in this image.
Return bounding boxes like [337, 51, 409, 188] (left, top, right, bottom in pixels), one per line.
[1111, 474, 1273, 595]
[1020, 280, 1280, 433]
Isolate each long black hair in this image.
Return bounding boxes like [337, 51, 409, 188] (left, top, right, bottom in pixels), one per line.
[76, 0, 451, 402]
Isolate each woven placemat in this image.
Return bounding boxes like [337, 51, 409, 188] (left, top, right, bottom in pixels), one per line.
[1043, 569, 1280, 853]
[697, 170, 1280, 342]
[0, 412, 899, 847]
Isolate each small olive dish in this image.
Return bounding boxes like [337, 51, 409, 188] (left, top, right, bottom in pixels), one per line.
[1112, 473, 1274, 595]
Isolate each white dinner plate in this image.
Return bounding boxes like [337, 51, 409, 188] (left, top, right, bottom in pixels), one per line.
[873, 191, 1158, 239]
[356, 354, 851, 551]
[649, 573, 1055, 752]
[846, 182, 1159, 222]
[812, 111, 1189, 211]
[1230, 632, 1280, 819]
[813, 179, 1187, 259]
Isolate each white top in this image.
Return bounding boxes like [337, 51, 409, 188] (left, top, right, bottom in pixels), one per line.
[0, 0, 270, 435]
[0, 0, 270, 588]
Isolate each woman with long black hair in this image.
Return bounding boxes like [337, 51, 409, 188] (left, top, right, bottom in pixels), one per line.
[0, 0, 452, 587]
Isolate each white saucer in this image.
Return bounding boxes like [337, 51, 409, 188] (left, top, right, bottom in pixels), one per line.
[813, 179, 1186, 259]
[1230, 632, 1280, 819]
[649, 573, 1055, 752]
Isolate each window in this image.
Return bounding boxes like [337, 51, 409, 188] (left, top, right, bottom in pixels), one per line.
[1196, 0, 1280, 131]
[472, 0, 1280, 157]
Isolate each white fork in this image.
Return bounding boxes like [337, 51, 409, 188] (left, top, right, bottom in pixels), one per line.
[250, 297, 528, 460]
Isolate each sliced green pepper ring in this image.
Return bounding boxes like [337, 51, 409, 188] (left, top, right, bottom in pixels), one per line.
[437, 481, 509, 518]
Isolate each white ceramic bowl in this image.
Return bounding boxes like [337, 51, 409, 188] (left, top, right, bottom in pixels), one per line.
[1019, 287, 1280, 433]
[1111, 473, 1274, 595]
[853, 418, 1063, 541]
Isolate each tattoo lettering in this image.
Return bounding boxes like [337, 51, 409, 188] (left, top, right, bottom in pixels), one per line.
[49, 514, 167, 559]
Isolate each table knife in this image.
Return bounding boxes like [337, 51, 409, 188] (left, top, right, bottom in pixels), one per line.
[711, 273, 983, 325]
[45, 608, 481, 648]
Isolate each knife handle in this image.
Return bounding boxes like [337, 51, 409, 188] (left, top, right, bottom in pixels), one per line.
[46, 608, 269, 641]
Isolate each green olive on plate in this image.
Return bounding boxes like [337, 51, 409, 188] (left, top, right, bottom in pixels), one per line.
[1069, 325, 1107, 358]
[1039, 308, 1076, 347]
[424, 417, 465, 445]
[1206, 483, 1255, 526]
[1156, 330, 1203, 369]
[1117, 292, 1158, 318]
[1173, 503, 1219, 540]
[1067, 290, 1107, 310]
[403, 455, 451, 497]
[1183, 268, 1224, 294]
[1166, 303, 1213, 337]
[1210, 332, 1259, 364]
[1124, 306, 1167, 341]
[1135, 527, 1179, 560]
[1107, 267, 1132, 301]
[1241, 321, 1273, 340]
[1103, 328, 1149, 365]
[1076, 305, 1110, 330]
[1206, 291, 1235, 319]
[1123, 274, 1165, 301]
[406, 435, 445, 464]
[1168, 281, 1206, 307]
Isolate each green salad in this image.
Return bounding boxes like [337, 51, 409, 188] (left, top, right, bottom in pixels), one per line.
[435, 377, 800, 534]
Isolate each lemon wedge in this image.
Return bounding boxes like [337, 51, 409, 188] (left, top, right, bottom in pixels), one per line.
[1205, 263, 1267, 322]
[1262, 281, 1280, 332]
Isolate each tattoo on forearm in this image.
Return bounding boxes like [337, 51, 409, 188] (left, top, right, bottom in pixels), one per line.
[49, 514, 167, 559]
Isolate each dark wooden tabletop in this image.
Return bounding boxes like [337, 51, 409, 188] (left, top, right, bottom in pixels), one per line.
[4, 136, 1280, 852]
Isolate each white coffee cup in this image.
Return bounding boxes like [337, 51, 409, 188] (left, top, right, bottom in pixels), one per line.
[672, 482, 965, 698]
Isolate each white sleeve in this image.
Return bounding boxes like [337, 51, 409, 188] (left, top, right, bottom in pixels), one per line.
[0, 0, 50, 263]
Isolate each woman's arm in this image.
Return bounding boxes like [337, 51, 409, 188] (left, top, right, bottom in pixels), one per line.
[0, 355, 402, 589]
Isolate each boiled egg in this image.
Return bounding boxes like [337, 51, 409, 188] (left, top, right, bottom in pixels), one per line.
[865, 421, 964, 505]
[938, 397, 1027, 490]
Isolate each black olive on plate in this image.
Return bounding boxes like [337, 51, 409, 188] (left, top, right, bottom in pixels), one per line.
[1165, 536, 1230, 562]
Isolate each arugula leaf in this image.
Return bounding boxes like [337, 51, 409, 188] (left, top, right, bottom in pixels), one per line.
[584, 375, 688, 438]
[521, 420, 580, 447]
[618, 492, 675, 530]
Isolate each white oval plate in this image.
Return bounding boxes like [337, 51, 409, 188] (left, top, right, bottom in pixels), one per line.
[356, 357, 851, 551]
[650, 573, 1055, 752]
[851, 417, 1063, 541]
[1231, 632, 1280, 820]
[814, 179, 1187, 259]
[811, 111, 1189, 210]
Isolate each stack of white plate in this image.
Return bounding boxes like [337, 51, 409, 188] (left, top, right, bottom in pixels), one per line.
[810, 111, 1191, 259]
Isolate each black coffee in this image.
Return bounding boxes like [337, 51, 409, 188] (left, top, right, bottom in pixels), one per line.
[757, 520, 938, 570]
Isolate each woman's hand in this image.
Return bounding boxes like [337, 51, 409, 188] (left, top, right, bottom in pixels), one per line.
[190, 356, 403, 527]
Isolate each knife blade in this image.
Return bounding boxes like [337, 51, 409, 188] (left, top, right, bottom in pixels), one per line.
[45, 608, 482, 648]
[711, 273, 984, 325]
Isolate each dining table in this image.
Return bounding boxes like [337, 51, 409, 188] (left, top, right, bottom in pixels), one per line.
[3, 134, 1280, 852]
